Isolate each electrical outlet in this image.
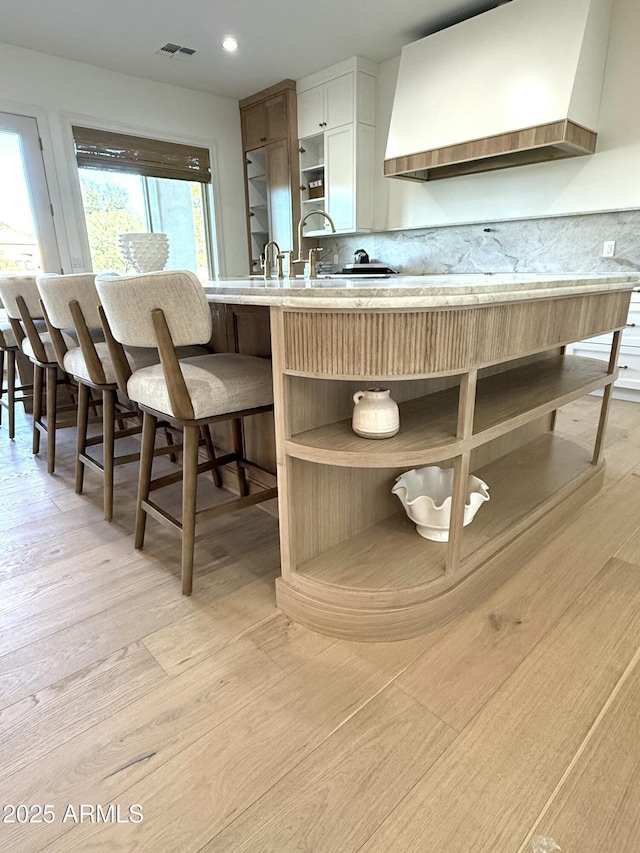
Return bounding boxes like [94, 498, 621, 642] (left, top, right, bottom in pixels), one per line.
[602, 240, 616, 258]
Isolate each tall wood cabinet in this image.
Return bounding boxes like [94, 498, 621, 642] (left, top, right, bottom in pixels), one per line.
[297, 57, 378, 238]
[239, 80, 300, 274]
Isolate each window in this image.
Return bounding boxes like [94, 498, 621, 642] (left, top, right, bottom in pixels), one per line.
[73, 126, 216, 280]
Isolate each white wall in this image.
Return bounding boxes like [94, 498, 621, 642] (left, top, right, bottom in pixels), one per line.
[0, 42, 249, 276]
[376, 0, 640, 231]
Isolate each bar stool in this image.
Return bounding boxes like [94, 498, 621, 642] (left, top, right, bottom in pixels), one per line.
[96, 269, 277, 595]
[0, 287, 35, 438]
[37, 273, 162, 520]
[0, 275, 76, 469]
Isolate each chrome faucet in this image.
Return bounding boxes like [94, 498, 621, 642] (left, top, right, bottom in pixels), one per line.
[292, 210, 337, 278]
[262, 240, 284, 280]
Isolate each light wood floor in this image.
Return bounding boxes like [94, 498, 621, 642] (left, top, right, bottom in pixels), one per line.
[1, 395, 640, 852]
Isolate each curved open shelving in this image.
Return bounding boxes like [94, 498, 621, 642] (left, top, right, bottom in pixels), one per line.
[285, 355, 613, 468]
[270, 289, 632, 641]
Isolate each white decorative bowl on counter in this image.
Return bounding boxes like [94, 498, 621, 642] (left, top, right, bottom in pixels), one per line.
[392, 466, 490, 542]
[119, 232, 169, 273]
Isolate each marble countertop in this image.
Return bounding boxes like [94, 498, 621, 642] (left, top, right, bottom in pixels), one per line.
[203, 273, 639, 309]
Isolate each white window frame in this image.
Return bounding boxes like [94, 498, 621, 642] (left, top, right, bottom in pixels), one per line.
[0, 111, 62, 273]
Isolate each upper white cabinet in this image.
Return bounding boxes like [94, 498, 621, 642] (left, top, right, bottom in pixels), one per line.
[297, 57, 378, 237]
[297, 73, 354, 138]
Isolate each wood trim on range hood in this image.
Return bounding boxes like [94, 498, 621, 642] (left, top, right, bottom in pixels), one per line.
[384, 119, 597, 182]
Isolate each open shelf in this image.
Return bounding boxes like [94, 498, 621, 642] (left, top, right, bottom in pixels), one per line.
[294, 433, 595, 596]
[287, 386, 460, 466]
[302, 228, 332, 237]
[286, 355, 611, 467]
[472, 354, 611, 439]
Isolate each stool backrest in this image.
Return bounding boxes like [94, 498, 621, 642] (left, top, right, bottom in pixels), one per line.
[0, 274, 46, 358]
[0, 275, 41, 320]
[37, 273, 100, 330]
[96, 270, 211, 348]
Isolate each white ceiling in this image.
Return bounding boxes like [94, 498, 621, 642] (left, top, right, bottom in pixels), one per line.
[0, 0, 504, 100]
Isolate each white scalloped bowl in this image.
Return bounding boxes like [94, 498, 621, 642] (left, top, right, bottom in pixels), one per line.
[392, 466, 490, 542]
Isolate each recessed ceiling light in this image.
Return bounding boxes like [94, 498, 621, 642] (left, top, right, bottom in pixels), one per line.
[222, 36, 238, 52]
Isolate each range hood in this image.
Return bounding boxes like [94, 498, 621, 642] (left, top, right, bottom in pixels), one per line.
[385, 0, 613, 181]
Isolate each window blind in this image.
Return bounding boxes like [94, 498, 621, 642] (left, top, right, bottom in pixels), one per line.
[72, 126, 211, 183]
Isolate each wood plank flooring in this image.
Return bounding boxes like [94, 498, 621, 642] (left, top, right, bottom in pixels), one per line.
[1, 397, 640, 852]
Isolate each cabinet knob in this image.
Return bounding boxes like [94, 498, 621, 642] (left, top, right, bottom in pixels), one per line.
[619, 364, 629, 370]
[627, 322, 636, 328]
[300, 185, 307, 192]
[318, 122, 323, 127]
[260, 136, 267, 142]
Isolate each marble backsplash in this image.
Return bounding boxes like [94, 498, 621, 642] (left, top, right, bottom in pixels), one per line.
[318, 210, 640, 275]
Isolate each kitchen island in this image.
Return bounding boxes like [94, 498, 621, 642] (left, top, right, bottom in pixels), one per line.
[205, 273, 638, 641]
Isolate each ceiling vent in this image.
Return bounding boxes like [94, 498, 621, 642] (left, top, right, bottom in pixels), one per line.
[157, 43, 197, 61]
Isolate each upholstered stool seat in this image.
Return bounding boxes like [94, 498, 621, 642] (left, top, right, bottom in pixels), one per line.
[63, 341, 159, 386]
[0, 321, 17, 348]
[127, 353, 274, 419]
[22, 329, 77, 362]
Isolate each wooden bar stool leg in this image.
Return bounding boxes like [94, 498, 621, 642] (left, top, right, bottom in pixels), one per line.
[45, 365, 57, 474]
[164, 426, 177, 464]
[135, 411, 157, 550]
[231, 417, 249, 497]
[103, 388, 116, 521]
[75, 382, 90, 494]
[7, 349, 16, 439]
[201, 424, 222, 488]
[32, 363, 43, 454]
[181, 424, 200, 596]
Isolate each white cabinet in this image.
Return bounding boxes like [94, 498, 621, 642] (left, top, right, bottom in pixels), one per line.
[567, 291, 640, 401]
[297, 74, 354, 138]
[297, 57, 378, 237]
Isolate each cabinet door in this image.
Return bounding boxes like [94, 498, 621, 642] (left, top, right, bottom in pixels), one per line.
[325, 125, 355, 232]
[241, 102, 267, 152]
[264, 93, 288, 143]
[297, 85, 325, 138]
[267, 139, 294, 251]
[355, 123, 375, 232]
[324, 73, 354, 131]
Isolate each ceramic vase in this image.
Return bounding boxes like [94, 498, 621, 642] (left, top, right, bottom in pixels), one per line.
[119, 232, 169, 273]
[352, 388, 399, 439]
